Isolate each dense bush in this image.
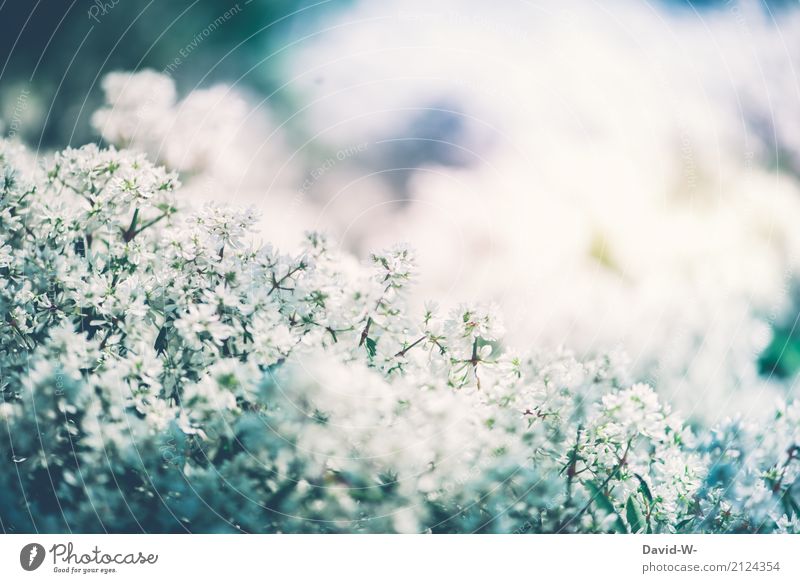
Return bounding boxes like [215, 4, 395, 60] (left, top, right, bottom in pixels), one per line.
[0, 139, 798, 533]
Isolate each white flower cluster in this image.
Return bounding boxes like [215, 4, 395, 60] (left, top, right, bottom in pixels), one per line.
[91, 70, 305, 251]
[0, 139, 798, 533]
[91, 70, 250, 177]
[91, 70, 293, 190]
[86, 1, 800, 429]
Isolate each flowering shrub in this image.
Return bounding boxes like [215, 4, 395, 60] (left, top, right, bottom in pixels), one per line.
[91, 49, 800, 425]
[0, 139, 799, 533]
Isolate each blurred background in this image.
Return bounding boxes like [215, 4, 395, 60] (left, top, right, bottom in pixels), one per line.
[3, 0, 800, 423]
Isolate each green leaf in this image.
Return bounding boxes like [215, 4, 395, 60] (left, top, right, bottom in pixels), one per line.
[585, 480, 627, 533]
[154, 325, 168, 355]
[781, 490, 800, 518]
[634, 473, 653, 503]
[365, 337, 377, 358]
[626, 495, 645, 533]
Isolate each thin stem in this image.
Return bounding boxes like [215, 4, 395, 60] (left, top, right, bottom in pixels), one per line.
[268, 263, 306, 296]
[572, 438, 633, 524]
[122, 207, 140, 242]
[135, 213, 167, 233]
[395, 335, 426, 358]
[565, 425, 584, 505]
[359, 317, 372, 347]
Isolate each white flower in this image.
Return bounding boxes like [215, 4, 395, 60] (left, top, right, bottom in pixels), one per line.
[447, 303, 504, 340]
[600, 383, 667, 440]
[175, 303, 233, 349]
[0, 243, 13, 267]
[188, 202, 259, 252]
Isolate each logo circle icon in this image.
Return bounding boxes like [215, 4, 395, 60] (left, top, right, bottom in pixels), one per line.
[20, 543, 46, 571]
